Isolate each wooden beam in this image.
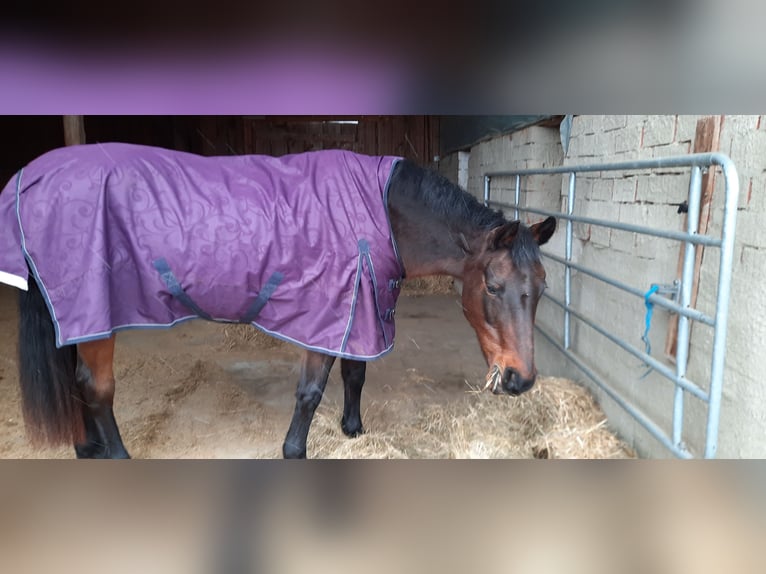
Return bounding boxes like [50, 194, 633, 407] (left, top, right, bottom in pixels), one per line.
[664, 115, 721, 360]
[63, 115, 86, 146]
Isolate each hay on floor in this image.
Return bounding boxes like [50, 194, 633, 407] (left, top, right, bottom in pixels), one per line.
[307, 376, 635, 459]
[220, 324, 287, 351]
[400, 276, 456, 296]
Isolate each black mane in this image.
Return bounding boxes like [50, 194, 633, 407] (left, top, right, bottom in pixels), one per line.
[391, 160, 540, 263]
[393, 159, 505, 231]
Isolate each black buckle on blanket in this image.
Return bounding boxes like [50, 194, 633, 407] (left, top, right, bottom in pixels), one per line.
[384, 308, 396, 321]
[388, 278, 402, 291]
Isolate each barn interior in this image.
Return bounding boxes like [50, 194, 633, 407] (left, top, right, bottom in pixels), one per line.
[0, 115, 631, 459]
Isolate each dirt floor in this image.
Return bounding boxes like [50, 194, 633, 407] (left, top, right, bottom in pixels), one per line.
[0, 282, 633, 459]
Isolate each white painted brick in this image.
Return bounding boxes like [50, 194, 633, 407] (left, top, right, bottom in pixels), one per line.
[527, 173, 564, 195]
[619, 202, 681, 234]
[573, 197, 590, 240]
[729, 130, 766, 176]
[572, 115, 594, 137]
[675, 115, 701, 143]
[634, 232, 670, 259]
[592, 179, 613, 201]
[588, 115, 604, 134]
[740, 244, 766, 279]
[575, 176, 594, 200]
[525, 126, 559, 143]
[747, 174, 766, 212]
[618, 202, 644, 224]
[583, 200, 619, 247]
[642, 116, 675, 147]
[591, 225, 611, 248]
[515, 142, 536, 161]
[602, 115, 628, 131]
[736, 176, 753, 211]
[613, 177, 637, 202]
[651, 141, 692, 160]
[610, 228, 635, 253]
[597, 131, 617, 156]
[574, 222, 591, 241]
[722, 115, 759, 137]
[626, 115, 646, 126]
[567, 135, 585, 158]
[614, 147, 654, 167]
[636, 173, 689, 205]
[615, 124, 643, 153]
[527, 144, 563, 169]
[578, 133, 598, 157]
[731, 210, 766, 248]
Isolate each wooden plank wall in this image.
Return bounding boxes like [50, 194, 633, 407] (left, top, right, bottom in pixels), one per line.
[185, 116, 440, 165]
[0, 116, 441, 188]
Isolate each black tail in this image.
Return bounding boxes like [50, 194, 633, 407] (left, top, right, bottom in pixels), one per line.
[17, 275, 84, 446]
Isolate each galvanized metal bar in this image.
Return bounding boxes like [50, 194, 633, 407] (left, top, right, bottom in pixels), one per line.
[514, 175, 520, 220]
[705, 157, 740, 458]
[487, 201, 722, 247]
[541, 251, 716, 326]
[564, 173, 575, 349]
[483, 152, 738, 458]
[673, 166, 703, 448]
[543, 292, 709, 402]
[485, 152, 731, 178]
[536, 325, 694, 459]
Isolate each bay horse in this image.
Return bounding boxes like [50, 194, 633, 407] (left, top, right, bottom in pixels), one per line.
[5, 145, 556, 458]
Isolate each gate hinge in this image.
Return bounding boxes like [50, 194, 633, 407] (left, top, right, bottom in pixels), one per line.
[653, 280, 680, 303]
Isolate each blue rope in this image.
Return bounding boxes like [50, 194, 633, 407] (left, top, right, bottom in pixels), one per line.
[639, 284, 660, 378]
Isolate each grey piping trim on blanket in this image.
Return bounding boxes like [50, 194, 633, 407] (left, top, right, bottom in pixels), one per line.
[340, 243, 365, 353]
[359, 238, 390, 349]
[241, 271, 284, 323]
[15, 168, 68, 348]
[152, 258, 213, 320]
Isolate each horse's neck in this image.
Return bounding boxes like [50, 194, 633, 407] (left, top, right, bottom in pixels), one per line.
[388, 197, 474, 280]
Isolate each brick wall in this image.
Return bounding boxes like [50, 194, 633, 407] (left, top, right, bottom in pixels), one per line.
[439, 116, 766, 458]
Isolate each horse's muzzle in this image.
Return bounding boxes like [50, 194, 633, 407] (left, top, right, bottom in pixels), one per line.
[500, 367, 536, 396]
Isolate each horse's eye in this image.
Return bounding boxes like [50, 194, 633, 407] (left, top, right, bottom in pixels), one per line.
[486, 284, 501, 296]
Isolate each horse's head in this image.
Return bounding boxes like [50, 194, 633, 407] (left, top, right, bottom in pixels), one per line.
[461, 216, 557, 396]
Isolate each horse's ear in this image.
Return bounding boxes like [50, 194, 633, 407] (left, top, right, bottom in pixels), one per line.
[486, 221, 520, 250]
[529, 216, 557, 246]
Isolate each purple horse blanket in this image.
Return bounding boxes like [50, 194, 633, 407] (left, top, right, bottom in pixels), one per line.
[0, 143, 404, 360]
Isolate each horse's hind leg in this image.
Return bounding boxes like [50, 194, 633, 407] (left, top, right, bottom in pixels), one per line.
[282, 351, 336, 459]
[74, 337, 130, 459]
[340, 358, 366, 437]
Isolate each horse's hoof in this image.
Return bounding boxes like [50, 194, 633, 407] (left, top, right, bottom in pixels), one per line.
[74, 444, 131, 459]
[341, 417, 365, 438]
[74, 444, 100, 459]
[282, 442, 307, 459]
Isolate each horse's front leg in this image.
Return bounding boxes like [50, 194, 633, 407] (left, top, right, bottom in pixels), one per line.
[340, 358, 366, 437]
[282, 351, 336, 459]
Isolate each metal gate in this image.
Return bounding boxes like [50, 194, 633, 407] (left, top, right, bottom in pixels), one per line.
[483, 153, 739, 458]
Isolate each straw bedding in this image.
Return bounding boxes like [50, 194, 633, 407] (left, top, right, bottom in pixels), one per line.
[306, 376, 635, 459]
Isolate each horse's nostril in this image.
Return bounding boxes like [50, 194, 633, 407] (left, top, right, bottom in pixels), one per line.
[503, 368, 535, 395]
[503, 367, 519, 389]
